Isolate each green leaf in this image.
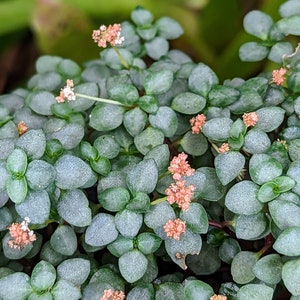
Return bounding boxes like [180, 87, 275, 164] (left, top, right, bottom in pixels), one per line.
[136, 26, 157, 40]
[57, 258, 90, 286]
[243, 10, 273, 40]
[119, 250, 148, 283]
[277, 15, 300, 35]
[0, 272, 32, 300]
[165, 229, 202, 270]
[98, 187, 130, 212]
[280, 1, 300, 17]
[289, 139, 300, 161]
[273, 176, 296, 193]
[273, 226, 300, 256]
[115, 209, 143, 238]
[155, 282, 183, 300]
[282, 258, 300, 296]
[215, 151, 245, 185]
[144, 201, 176, 229]
[28, 291, 53, 300]
[123, 107, 147, 137]
[57, 189, 92, 227]
[269, 199, 300, 230]
[30, 260, 56, 292]
[231, 251, 258, 284]
[25, 160, 56, 191]
[144, 70, 173, 94]
[149, 106, 178, 137]
[255, 107, 285, 132]
[126, 159, 158, 194]
[229, 90, 263, 114]
[80, 141, 98, 161]
[249, 154, 283, 185]
[225, 180, 263, 215]
[50, 225, 77, 256]
[15, 190, 50, 224]
[268, 41, 294, 63]
[107, 235, 134, 257]
[236, 284, 273, 300]
[144, 144, 170, 174]
[127, 284, 155, 300]
[202, 117, 233, 141]
[186, 241, 219, 275]
[183, 279, 214, 300]
[219, 238, 241, 264]
[188, 63, 219, 97]
[54, 154, 94, 189]
[156, 16, 183, 39]
[89, 103, 125, 131]
[71, 82, 99, 111]
[137, 232, 162, 255]
[85, 213, 118, 247]
[239, 42, 268, 62]
[131, 7, 153, 25]
[243, 128, 271, 154]
[0, 207, 12, 231]
[138, 95, 159, 114]
[134, 126, 164, 155]
[126, 192, 150, 213]
[208, 85, 240, 107]
[27, 91, 56, 115]
[179, 203, 208, 234]
[51, 279, 81, 300]
[235, 212, 268, 240]
[145, 37, 169, 60]
[6, 176, 28, 204]
[90, 156, 111, 176]
[287, 161, 300, 196]
[108, 83, 139, 106]
[180, 132, 208, 156]
[253, 254, 283, 285]
[171, 92, 206, 114]
[258, 182, 279, 203]
[6, 148, 27, 177]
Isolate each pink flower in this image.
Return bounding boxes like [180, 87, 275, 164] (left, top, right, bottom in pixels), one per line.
[218, 143, 230, 154]
[7, 217, 36, 250]
[92, 24, 124, 48]
[168, 152, 195, 180]
[56, 79, 76, 103]
[165, 179, 195, 211]
[17, 121, 28, 136]
[100, 289, 125, 300]
[190, 114, 206, 134]
[242, 112, 258, 127]
[210, 295, 227, 300]
[272, 67, 287, 85]
[164, 218, 186, 240]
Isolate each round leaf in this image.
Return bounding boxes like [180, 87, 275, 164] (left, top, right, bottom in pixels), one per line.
[202, 117, 233, 142]
[183, 280, 214, 300]
[136, 232, 162, 255]
[282, 258, 300, 296]
[180, 132, 208, 156]
[273, 226, 300, 256]
[171, 92, 206, 114]
[115, 209, 143, 238]
[51, 279, 81, 300]
[6, 176, 28, 204]
[239, 42, 268, 62]
[255, 106, 285, 132]
[236, 284, 273, 300]
[144, 70, 173, 94]
[98, 187, 130, 212]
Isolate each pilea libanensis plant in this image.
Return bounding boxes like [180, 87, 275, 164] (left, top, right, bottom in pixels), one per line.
[2, 2, 300, 300]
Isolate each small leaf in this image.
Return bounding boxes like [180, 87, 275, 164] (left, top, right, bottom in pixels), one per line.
[287, 161, 300, 196]
[188, 63, 219, 97]
[215, 151, 245, 185]
[85, 213, 118, 247]
[115, 209, 143, 238]
[57, 258, 90, 286]
[127, 284, 155, 300]
[51, 279, 81, 300]
[208, 85, 240, 107]
[156, 16, 183, 39]
[255, 106, 285, 132]
[202, 117, 233, 141]
[171, 92, 206, 114]
[231, 251, 258, 284]
[219, 238, 241, 264]
[136, 232, 162, 255]
[119, 250, 148, 283]
[225, 180, 263, 215]
[258, 182, 279, 203]
[155, 282, 184, 300]
[273, 226, 300, 256]
[282, 258, 300, 296]
[126, 159, 158, 194]
[123, 107, 147, 137]
[239, 42, 269, 62]
[107, 235, 134, 257]
[6, 176, 28, 204]
[243, 128, 271, 154]
[145, 37, 169, 60]
[6, 148, 27, 177]
[277, 15, 300, 35]
[236, 284, 273, 300]
[30, 260, 56, 292]
[98, 187, 130, 212]
[144, 144, 170, 174]
[50, 225, 77, 256]
[180, 132, 208, 156]
[243, 10, 273, 40]
[27, 91, 56, 115]
[126, 192, 150, 213]
[183, 280, 214, 300]
[57, 189, 92, 227]
[131, 7, 153, 25]
[144, 70, 173, 94]
[108, 83, 139, 106]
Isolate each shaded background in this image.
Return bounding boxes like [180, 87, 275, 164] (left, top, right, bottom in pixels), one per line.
[0, 0, 285, 93]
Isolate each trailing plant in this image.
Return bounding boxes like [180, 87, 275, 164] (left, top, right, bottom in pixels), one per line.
[1, 2, 300, 299]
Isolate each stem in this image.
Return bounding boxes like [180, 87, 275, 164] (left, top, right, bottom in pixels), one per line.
[151, 196, 167, 205]
[75, 93, 124, 106]
[113, 46, 130, 69]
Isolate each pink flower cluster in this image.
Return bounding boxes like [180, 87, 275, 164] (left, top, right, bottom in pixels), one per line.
[56, 79, 76, 103]
[190, 113, 206, 134]
[17, 121, 28, 136]
[218, 143, 230, 154]
[272, 67, 287, 86]
[92, 24, 124, 48]
[168, 152, 194, 180]
[100, 289, 125, 300]
[7, 217, 36, 250]
[163, 218, 186, 240]
[210, 295, 227, 300]
[242, 112, 258, 127]
[166, 153, 196, 211]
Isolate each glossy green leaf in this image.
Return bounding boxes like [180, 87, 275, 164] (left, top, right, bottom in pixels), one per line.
[138, 95, 159, 114]
[108, 83, 139, 106]
[126, 192, 150, 213]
